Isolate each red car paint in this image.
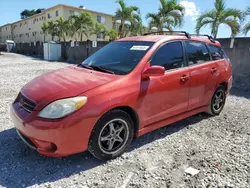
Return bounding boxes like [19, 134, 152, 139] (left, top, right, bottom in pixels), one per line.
[11, 35, 232, 157]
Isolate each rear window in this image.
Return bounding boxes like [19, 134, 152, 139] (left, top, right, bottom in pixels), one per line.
[82, 41, 154, 75]
[207, 44, 227, 60]
[185, 41, 210, 65]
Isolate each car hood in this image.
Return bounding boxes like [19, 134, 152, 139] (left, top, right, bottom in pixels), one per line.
[21, 66, 119, 106]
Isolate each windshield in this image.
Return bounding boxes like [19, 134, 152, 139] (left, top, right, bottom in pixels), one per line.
[81, 41, 154, 75]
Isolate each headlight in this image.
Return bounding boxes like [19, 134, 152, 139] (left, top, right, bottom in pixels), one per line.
[38, 96, 87, 119]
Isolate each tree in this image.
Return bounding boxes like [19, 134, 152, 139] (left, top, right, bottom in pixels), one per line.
[69, 12, 94, 41]
[196, 0, 243, 38]
[47, 21, 58, 41]
[242, 6, 250, 35]
[115, 0, 140, 37]
[41, 22, 48, 42]
[91, 22, 108, 40]
[146, 0, 185, 32]
[20, 9, 44, 19]
[146, 13, 171, 32]
[108, 29, 118, 41]
[128, 13, 145, 36]
[55, 17, 69, 42]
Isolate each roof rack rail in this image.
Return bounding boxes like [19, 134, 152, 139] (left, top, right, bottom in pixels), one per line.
[143, 31, 191, 39]
[190, 34, 216, 43]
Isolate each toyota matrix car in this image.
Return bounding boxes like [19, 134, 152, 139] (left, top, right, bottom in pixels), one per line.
[11, 31, 232, 160]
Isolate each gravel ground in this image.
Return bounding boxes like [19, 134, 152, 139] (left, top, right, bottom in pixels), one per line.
[0, 52, 249, 188]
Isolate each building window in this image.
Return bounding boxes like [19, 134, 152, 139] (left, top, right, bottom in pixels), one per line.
[56, 10, 59, 17]
[33, 19, 36, 24]
[48, 13, 51, 19]
[97, 15, 105, 24]
[20, 23, 22, 27]
[6, 27, 8, 30]
[19, 34, 23, 38]
[32, 32, 37, 36]
[69, 10, 75, 15]
[26, 33, 29, 37]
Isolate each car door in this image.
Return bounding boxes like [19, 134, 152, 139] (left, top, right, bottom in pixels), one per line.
[138, 41, 190, 127]
[185, 41, 218, 110]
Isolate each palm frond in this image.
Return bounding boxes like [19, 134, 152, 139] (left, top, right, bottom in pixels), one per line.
[243, 22, 250, 35]
[195, 19, 214, 34]
[221, 18, 241, 36]
[222, 9, 244, 21]
[215, 0, 225, 12]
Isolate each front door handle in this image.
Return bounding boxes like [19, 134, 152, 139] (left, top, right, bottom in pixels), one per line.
[180, 75, 189, 82]
[211, 67, 217, 74]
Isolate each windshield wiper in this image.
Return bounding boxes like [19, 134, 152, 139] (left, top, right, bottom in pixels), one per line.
[89, 65, 115, 74]
[78, 64, 94, 70]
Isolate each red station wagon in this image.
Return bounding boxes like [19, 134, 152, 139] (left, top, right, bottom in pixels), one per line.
[11, 31, 232, 160]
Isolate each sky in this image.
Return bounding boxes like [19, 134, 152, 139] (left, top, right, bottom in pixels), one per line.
[0, 0, 250, 38]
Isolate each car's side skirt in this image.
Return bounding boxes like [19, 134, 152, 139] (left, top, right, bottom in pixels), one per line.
[137, 105, 208, 137]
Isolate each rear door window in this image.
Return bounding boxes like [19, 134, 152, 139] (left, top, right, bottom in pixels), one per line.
[207, 44, 226, 60]
[185, 41, 210, 65]
[150, 41, 185, 71]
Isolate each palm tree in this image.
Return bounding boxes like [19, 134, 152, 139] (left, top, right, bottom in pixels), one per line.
[128, 13, 145, 36]
[242, 6, 250, 35]
[108, 29, 118, 41]
[55, 17, 69, 42]
[69, 12, 94, 41]
[196, 0, 243, 38]
[91, 22, 108, 40]
[41, 22, 48, 42]
[146, 0, 185, 32]
[47, 21, 58, 41]
[146, 13, 173, 32]
[115, 0, 140, 37]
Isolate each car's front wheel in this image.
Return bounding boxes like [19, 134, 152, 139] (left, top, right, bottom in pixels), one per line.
[88, 109, 134, 161]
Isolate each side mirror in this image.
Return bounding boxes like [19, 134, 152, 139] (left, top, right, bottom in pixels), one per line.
[142, 66, 165, 79]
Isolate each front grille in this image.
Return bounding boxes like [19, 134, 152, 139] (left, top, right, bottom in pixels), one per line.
[16, 93, 36, 112]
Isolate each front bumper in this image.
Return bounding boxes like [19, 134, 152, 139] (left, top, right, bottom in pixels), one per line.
[10, 105, 98, 157]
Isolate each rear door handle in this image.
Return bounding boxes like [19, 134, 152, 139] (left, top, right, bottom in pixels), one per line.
[180, 75, 189, 82]
[211, 67, 217, 74]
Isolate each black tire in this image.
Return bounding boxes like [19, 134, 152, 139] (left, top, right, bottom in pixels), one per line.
[88, 109, 134, 161]
[207, 85, 226, 115]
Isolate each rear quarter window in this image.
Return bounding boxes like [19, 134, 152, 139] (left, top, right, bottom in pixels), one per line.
[207, 44, 227, 60]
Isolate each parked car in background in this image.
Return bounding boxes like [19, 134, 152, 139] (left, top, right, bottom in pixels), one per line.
[11, 31, 232, 161]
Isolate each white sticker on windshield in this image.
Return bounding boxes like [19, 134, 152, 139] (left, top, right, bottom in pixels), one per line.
[130, 45, 149, 51]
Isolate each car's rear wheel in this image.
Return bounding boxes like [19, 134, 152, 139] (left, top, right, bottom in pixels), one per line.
[207, 85, 226, 115]
[88, 109, 134, 161]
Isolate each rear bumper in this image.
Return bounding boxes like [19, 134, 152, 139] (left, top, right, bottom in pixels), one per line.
[10, 105, 98, 157]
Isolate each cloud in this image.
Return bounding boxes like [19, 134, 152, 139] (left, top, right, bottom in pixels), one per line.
[180, 0, 200, 21]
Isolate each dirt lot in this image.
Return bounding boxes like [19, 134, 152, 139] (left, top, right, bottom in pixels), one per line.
[0, 52, 249, 188]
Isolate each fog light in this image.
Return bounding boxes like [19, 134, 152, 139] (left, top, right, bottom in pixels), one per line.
[32, 139, 57, 152]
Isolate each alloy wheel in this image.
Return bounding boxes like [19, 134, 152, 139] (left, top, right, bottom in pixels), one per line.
[98, 119, 129, 154]
[212, 90, 225, 112]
